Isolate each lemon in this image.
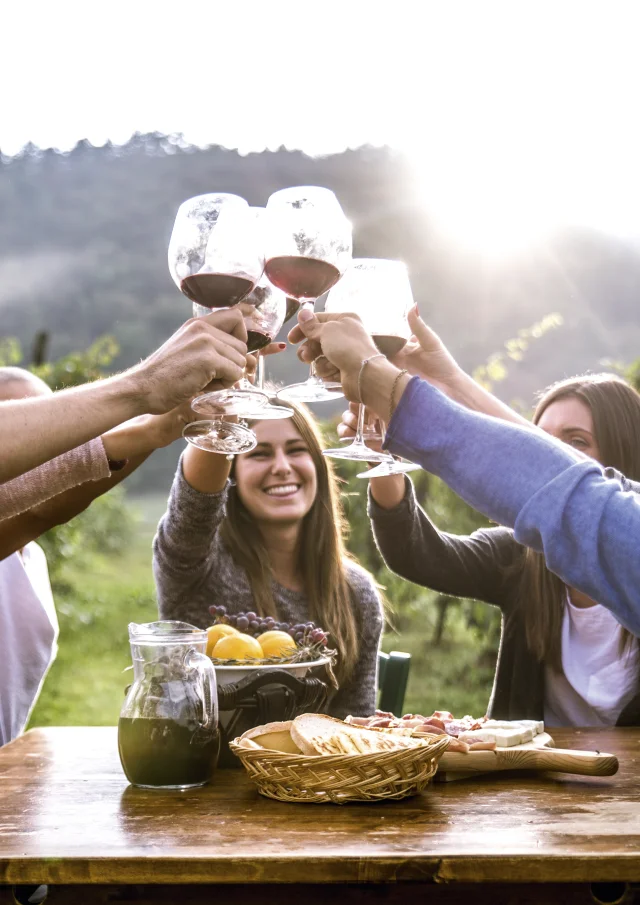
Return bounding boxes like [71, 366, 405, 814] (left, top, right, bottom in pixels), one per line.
[206, 623, 239, 658]
[257, 630, 297, 659]
[212, 632, 264, 661]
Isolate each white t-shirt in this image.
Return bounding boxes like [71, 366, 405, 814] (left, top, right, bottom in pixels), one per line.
[0, 543, 59, 746]
[544, 594, 638, 727]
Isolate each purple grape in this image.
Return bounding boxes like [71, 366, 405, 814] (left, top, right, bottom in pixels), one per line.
[245, 612, 257, 622]
[227, 614, 237, 627]
[236, 616, 249, 632]
[249, 620, 261, 633]
[294, 632, 305, 642]
[217, 606, 227, 616]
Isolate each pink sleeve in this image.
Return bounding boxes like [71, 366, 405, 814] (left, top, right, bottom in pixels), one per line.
[0, 437, 111, 521]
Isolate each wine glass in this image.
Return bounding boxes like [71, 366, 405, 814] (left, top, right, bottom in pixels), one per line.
[319, 259, 420, 477]
[168, 193, 263, 308]
[263, 186, 352, 403]
[168, 196, 266, 454]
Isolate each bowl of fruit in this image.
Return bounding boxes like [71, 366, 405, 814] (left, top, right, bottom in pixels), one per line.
[206, 605, 335, 686]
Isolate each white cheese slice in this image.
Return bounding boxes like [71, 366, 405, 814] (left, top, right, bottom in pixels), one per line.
[483, 719, 544, 739]
[459, 726, 526, 747]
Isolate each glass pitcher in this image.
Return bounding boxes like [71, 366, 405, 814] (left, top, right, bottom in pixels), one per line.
[118, 621, 220, 789]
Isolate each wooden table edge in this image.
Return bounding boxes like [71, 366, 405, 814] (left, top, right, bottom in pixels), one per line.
[2, 854, 640, 885]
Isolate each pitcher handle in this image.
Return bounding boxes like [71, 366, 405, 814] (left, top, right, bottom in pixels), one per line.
[186, 649, 218, 731]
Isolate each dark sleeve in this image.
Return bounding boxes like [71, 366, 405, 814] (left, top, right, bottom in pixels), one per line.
[152, 455, 229, 619]
[368, 476, 519, 608]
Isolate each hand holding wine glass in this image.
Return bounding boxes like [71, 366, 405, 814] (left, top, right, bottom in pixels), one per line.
[168, 195, 269, 454]
[191, 274, 294, 427]
[264, 186, 352, 403]
[318, 259, 418, 471]
[133, 308, 249, 413]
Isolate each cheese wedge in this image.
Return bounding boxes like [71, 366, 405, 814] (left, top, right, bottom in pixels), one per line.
[458, 726, 526, 747]
[484, 719, 543, 736]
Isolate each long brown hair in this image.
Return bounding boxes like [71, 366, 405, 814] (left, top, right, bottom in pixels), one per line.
[219, 398, 360, 684]
[518, 373, 640, 669]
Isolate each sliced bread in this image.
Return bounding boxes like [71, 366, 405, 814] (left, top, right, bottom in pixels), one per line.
[239, 721, 303, 754]
[290, 713, 429, 756]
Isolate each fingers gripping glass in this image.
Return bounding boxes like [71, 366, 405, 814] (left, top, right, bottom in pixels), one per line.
[263, 186, 352, 403]
[185, 276, 295, 452]
[318, 259, 420, 475]
[194, 276, 294, 422]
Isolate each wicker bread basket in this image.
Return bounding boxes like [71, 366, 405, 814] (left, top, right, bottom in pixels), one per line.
[229, 731, 451, 804]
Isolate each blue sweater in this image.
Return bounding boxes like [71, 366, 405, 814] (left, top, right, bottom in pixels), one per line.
[385, 377, 640, 635]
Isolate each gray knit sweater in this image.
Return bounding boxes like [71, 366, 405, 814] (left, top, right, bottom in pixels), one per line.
[152, 457, 384, 719]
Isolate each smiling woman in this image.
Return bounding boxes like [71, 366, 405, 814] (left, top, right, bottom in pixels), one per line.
[152, 397, 384, 720]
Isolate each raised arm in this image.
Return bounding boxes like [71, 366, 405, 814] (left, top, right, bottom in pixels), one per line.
[0, 309, 247, 483]
[289, 308, 640, 631]
[0, 405, 196, 558]
[152, 450, 232, 620]
[384, 378, 640, 633]
[369, 476, 515, 606]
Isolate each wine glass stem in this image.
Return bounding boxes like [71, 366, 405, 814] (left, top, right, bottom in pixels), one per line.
[257, 353, 265, 390]
[377, 420, 396, 463]
[300, 300, 322, 384]
[354, 403, 367, 445]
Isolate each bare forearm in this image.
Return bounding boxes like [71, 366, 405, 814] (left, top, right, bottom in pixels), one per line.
[0, 374, 143, 483]
[182, 445, 232, 493]
[369, 473, 406, 509]
[359, 358, 412, 426]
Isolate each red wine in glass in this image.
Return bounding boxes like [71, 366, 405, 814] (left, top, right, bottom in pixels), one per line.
[372, 334, 407, 357]
[246, 330, 274, 353]
[180, 273, 254, 308]
[284, 298, 301, 323]
[265, 257, 341, 300]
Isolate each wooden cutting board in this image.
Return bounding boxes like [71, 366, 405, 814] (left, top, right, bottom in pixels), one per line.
[435, 731, 619, 781]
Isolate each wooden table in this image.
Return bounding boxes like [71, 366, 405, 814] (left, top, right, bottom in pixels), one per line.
[0, 726, 639, 905]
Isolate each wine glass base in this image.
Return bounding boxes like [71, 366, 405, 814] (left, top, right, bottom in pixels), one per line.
[192, 388, 268, 417]
[244, 403, 295, 421]
[356, 460, 421, 478]
[323, 445, 390, 463]
[277, 381, 344, 403]
[183, 420, 257, 455]
[339, 433, 383, 443]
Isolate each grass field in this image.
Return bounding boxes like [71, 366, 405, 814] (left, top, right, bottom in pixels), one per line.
[29, 494, 496, 728]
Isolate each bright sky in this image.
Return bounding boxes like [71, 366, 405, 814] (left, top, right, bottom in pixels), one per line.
[3, 0, 640, 254]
